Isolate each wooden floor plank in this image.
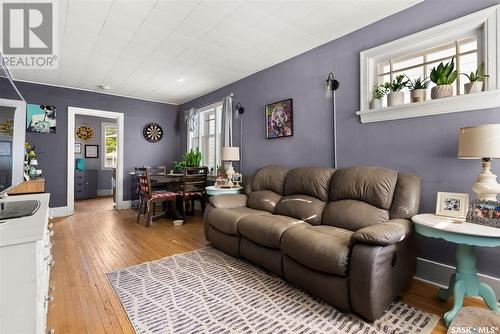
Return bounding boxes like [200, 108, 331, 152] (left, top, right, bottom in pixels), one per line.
[47, 197, 490, 334]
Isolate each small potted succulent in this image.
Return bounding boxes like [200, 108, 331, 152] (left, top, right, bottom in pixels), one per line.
[370, 84, 388, 109]
[384, 75, 408, 106]
[406, 75, 430, 102]
[462, 62, 489, 94]
[430, 57, 457, 99]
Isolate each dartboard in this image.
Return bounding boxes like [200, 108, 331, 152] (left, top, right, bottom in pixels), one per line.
[143, 123, 163, 143]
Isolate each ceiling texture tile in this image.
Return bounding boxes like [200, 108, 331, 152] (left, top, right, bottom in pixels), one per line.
[9, 0, 422, 104]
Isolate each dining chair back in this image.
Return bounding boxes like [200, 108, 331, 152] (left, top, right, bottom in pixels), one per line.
[144, 165, 167, 176]
[179, 166, 208, 218]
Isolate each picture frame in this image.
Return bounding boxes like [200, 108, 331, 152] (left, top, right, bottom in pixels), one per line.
[435, 192, 469, 218]
[265, 98, 293, 139]
[85, 145, 99, 158]
[466, 199, 500, 228]
[75, 143, 82, 154]
[26, 104, 56, 134]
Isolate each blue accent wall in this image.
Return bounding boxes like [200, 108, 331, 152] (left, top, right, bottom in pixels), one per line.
[181, 0, 500, 277]
[0, 80, 179, 207]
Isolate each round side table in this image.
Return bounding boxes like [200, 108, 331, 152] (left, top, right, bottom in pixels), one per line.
[205, 186, 243, 196]
[412, 213, 500, 326]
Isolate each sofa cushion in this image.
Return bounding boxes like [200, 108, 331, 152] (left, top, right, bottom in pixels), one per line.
[330, 166, 398, 210]
[239, 214, 308, 249]
[251, 166, 289, 195]
[322, 199, 389, 231]
[207, 207, 270, 236]
[389, 172, 421, 219]
[274, 194, 326, 225]
[281, 225, 353, 276]
[247, 190, 282, 213]
[283, 167, 335, 201]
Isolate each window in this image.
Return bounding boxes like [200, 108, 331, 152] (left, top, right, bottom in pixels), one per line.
[358, 5, 500, 123]
[187, 101, 223, 172]
[101, 122, 117, 169]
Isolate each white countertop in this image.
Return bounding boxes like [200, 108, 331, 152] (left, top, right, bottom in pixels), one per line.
[412, 213, 500, 238]
[0, 193, 50, 247]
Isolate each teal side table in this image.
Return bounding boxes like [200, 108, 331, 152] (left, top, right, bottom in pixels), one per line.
[205, 186, 243, 196]
[412, 214, 500, 326]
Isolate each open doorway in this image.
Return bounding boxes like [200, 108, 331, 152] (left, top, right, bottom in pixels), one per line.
[67, 107, 124, 216]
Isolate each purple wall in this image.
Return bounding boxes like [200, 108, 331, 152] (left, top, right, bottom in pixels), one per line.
[181, 0, 500, 277]
[0, 80, 179, 207]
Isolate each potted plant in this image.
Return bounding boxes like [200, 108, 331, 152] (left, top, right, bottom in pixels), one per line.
[370, 84, 387, 109]
[183, 147, 202, 167]
[171, 160, 186, 173]
[406, 75, 430, 102]
[430, 57, 457, 99]
[384, 75, 408, 106]
[462, 62, 489, 94]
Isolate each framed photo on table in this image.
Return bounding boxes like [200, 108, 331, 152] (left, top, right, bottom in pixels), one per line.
[436, 192, 469, 218]
[85, 145, 99, 158]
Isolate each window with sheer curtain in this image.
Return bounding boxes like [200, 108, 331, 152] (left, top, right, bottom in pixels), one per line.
[187, 102, 222, 173]
[101, 122, 117, 169]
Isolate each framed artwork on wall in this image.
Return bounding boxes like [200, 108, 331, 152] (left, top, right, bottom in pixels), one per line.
[265, 99, 293, 139]
[0, 141, 12, 156]
[26, 104, 56, 134]
[85, 145, 99, 158]
[75, 143, 82, 154]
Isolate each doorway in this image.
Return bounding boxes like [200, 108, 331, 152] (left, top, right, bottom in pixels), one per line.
[67, 107, 125, 215]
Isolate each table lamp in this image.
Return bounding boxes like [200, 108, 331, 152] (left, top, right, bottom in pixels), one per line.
[458, 124, 500, 200]
[222, 146, 240, 186]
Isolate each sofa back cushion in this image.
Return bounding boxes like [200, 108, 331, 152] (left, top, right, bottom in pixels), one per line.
[323, 166, 398, 231]
[283, 167, 335, 201]
[389, 172, 421, 219]
[246, 166, 289, 212]
[274, 167, 334, 225]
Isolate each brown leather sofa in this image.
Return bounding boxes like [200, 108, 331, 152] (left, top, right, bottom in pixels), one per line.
[203, 165, 421, 321]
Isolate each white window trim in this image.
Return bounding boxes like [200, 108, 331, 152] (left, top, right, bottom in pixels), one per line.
[357, 5, 500, 123]
[186, 101, 223, 169]
[101, 122, 117, 170]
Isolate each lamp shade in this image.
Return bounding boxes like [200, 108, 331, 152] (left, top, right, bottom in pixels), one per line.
[458, 124, 500, 159]
[222, 146, 240, 161]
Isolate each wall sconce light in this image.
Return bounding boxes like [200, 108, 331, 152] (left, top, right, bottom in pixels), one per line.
[325, 72, 340, 168]
[235, 102, 245, 116]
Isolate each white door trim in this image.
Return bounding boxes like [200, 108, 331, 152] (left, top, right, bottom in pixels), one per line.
[67, 106, 125, 215]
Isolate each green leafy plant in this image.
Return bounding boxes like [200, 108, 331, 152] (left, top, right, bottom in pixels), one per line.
[406, 75, 430, 90]
[461, 62, 489, 82]
[384, 74, 409, 92]
[372, 84, 388, 99]
[430, 57, 457, 85]
[171, 160, 186, 171]
[183, 147, 202, 167]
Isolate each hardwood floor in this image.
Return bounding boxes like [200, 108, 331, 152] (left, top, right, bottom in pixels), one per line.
[47, 200, 489, 334]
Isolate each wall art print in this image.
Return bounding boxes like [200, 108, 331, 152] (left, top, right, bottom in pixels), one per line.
[26, 104, 56, 133]
[265, 99, 293, 139]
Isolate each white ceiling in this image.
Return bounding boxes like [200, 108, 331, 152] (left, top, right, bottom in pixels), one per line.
[10, 0, 421, 104]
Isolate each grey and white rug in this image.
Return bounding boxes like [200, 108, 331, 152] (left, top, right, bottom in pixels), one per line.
[107, 247, 439, 334]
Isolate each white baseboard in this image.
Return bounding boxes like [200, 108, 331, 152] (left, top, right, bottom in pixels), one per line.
[415, 257, 500, 304]
[49, 206, 70, 218]
[97, 189, 113, 197]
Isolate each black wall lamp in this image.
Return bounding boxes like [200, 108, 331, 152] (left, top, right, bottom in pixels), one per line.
[325, 72, 340, 168]
[235, 102, 245, 173]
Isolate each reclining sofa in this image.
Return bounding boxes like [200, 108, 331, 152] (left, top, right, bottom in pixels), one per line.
[203, 166, 421, 321]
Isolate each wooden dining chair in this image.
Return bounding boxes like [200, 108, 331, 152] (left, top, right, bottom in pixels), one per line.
[144, 165, 167, 176]
[178, 167, 208, 219]
[136, 168, 177, 227]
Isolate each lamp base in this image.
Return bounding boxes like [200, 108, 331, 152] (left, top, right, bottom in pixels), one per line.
[472, 159, 500, 200]
[225, 162, 235, 187]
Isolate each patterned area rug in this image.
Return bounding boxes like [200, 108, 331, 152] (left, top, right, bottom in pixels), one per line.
[107, 247, 439, 334]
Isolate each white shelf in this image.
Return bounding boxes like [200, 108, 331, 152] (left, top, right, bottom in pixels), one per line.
[356, 89, 500, 123]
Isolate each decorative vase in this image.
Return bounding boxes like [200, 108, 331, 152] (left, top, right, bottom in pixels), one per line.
[410, 89, 427, 103]
[431, 85, 453, 99]
[28, 166, 36, 177]
[387, 92, 404, 106]
[370, 99, 382, 109]
[464, 81, 483, 94]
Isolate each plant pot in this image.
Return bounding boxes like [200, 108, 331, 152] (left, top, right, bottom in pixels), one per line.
[410, 89, 427, 103]
[464, 81, 483, 94]
[370, 99, 382, 109]
[431, 85, 453, 99]
[387, 92, 404, 106]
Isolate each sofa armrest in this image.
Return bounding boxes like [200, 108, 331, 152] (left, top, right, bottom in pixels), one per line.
[209, 194, 248, 209]
[351, 219, 413, 246]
